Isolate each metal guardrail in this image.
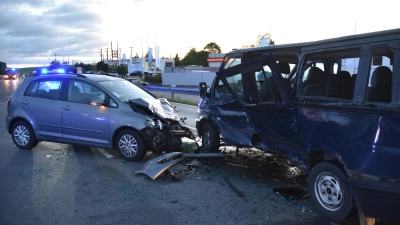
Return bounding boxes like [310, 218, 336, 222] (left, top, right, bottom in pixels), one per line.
[142, 86, 199, 95]
[142, 85, 200, 100]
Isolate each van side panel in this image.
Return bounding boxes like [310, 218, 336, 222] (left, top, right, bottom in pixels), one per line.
[297, 106, 400, 180]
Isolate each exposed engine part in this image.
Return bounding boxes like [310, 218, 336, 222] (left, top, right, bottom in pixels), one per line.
[141, 121, 194, 154]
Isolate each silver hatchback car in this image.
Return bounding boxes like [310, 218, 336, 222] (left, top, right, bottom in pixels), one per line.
[6, 73, 194, 161]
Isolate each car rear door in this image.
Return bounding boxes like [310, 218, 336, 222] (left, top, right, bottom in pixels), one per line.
[20, 78, 64, 138]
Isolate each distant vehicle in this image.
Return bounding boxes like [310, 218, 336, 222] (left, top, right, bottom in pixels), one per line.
[107, 72, 119, 77]
[129, 71, 143, 76]
[87, 70, 107, 75]
[2, 68, 19, 80]
[144, 67, 162, 76]
[130, 78, 148, 86]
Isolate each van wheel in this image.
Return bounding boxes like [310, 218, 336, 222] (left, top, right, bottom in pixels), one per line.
[12, 121, 38, 149]
[308, 162, 357, 222]
[201, 122, 219, 153]
[116, 129, 147, 161]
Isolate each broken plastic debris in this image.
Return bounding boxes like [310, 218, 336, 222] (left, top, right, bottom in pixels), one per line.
[273, 187, 308, 201]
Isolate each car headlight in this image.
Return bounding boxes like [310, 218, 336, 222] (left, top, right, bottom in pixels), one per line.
[149, 120, 156, 127]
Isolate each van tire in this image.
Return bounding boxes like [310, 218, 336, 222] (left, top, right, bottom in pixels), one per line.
[116, 129, 147, 161]
[12, 121, 39, 149]
[308, 162, 357, 222]
[201, 122, 220, 153]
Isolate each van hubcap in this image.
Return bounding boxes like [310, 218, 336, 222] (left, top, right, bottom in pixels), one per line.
[14, 125, 30, 146]
[314, 172, 343, 211]
[119, 134, 138, 157]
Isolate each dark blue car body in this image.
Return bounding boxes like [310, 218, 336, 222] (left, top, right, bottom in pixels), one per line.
[196, 29, 400, 223]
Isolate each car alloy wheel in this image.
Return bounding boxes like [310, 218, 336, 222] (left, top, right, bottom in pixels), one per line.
[119, 134, 139, 158]
[116, 129, 147, 161]
[11, 121, 39, 149]
[14, 125, 30, 146]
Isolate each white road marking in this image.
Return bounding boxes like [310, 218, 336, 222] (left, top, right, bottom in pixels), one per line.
[97, 148, 114, 158]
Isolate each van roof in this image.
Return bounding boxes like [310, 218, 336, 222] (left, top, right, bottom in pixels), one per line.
[228, 28, 400, 54]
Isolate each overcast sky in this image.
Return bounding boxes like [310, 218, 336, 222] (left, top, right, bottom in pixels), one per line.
[1, 0, 399, 68]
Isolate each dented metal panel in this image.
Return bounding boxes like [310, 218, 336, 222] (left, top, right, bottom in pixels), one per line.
[129, 98, 179, 120]
[297, 106, 400, 179]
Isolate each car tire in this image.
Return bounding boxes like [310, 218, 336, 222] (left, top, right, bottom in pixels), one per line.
[11, 121, 39, 149]
[201, 122, 220, 153]
[308, 161, 357, 222]
[116, 129, 147, 161]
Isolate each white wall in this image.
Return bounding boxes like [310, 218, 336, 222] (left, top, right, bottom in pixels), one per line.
[162, 72, 216, 86]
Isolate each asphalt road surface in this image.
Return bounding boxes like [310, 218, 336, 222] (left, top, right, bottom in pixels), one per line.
[0, 78, 397, 225]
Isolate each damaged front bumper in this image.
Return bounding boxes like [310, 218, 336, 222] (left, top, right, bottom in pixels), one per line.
[129, 97, 196, 154]
[141, 122, 195, 154]
[135, 152, 225, 180]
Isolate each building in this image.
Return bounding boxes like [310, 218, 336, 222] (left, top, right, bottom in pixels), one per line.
[104, 58, 174, 73]
[207, 53, 224, 67]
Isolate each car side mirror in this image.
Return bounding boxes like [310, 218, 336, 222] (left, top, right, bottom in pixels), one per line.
[91, 98, 106, 106]
[199, 82, 209, 98]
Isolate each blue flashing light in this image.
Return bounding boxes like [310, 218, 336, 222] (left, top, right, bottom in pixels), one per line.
[12, 68, 15, 71]
[57, 68, 65, 73]
[41, 68, 48, 74]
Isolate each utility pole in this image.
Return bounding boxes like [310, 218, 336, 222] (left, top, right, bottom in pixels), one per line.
[105, 48, 109, 60]
[118, 48, 121, 66]
[129, 47, 133, 58]
[99, 49, 103, 61]
[355, 18, 357, 34]
[53, 53, 58, 62]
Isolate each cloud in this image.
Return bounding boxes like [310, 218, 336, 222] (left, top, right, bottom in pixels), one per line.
[0, 0, 106, 66]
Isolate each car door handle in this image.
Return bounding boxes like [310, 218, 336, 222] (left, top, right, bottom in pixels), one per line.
[22, 101, 29, 105]
[63, 106, 71, 111]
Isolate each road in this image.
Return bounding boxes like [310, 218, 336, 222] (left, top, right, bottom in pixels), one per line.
[0, 78, 396, 225]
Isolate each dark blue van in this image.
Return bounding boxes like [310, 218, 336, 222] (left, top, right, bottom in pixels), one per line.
[196, 29, 400, 224]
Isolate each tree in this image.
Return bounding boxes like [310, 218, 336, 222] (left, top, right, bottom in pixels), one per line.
[174, 54, 182, 67]
[242, 32, 275, 48]
[50, 60, 61, 66]
[96, 61, 109, 73]
[75, 62, 94, 72]
[117, 64, 128, 76]
[203, 42, 222, 54]
[0, 61, 6, 74]
[180, 48, 208, 67]
[134, 53, 139, 58]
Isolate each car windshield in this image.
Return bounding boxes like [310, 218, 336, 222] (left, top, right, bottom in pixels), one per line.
[98, 79, 154, 102]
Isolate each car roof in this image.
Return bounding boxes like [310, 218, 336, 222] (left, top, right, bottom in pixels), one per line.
[35, 73, 123, 82]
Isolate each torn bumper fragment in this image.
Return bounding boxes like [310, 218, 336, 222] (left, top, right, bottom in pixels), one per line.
[135, 152, 225, 180]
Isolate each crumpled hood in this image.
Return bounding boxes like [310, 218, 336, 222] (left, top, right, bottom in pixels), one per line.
[129, 98, 179, 120]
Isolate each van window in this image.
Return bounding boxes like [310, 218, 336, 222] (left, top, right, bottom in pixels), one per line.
[303, 62, 324, 83]
[366, 47, 393, 103]
[222, 57, 241, 69]
[301, 48, 361, 100]
[213, 74, 242, 103]
[257, 65, 284, 103]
